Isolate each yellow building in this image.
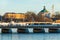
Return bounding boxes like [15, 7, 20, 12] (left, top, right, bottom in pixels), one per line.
[3, 12, 26, 22]
[55, 20, 60, 23]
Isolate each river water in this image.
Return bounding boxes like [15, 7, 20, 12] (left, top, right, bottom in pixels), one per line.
[0, 28, 60, 40]
[0, 33, 60, 40]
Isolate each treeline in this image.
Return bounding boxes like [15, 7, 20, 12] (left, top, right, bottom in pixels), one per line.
[25, 11, 53, 22]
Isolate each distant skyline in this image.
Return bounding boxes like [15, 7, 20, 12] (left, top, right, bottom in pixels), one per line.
[0, 0, 60, 15]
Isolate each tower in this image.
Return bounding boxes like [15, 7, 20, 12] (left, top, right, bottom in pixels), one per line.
[51, 5, 55, 18]
[52, 5, 54, 14]
[43, 6, 46, 10]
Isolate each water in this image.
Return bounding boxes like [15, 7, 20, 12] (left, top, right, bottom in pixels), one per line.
[0, 33, 60, 40]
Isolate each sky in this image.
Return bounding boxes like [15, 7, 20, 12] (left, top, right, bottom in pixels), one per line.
[0, 0, 60, 15]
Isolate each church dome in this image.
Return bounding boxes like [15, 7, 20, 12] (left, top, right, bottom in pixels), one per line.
[40, 6, 48, 13]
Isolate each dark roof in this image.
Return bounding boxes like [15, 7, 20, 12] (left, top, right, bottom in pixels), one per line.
[5, 12, 24, 14]
[40, 6, 48, 13]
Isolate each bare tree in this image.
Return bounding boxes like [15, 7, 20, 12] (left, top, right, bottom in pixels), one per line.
[25, 11, 37, 22]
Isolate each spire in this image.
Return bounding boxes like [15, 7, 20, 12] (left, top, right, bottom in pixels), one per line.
[43, 6, 46, 10]
[50, 4, 55, 17]
[52, 5, 54, 13]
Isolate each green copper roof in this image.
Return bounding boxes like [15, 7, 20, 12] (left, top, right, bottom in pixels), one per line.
[40, 6, 48, 13]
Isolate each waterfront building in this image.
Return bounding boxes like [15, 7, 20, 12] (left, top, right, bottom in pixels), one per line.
[38, 6, 53, 22]
[3, 12, 26, 22]
[39, 6, 49, 17]
[41, 6, 51, 18]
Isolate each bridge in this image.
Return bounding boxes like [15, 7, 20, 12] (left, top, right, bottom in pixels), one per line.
[0, 21, 59, 28]
[0, 21, 60, 33]
[0, 25, 60, 28]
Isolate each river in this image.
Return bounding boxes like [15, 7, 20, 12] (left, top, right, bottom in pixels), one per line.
[0, 33, 60, 40]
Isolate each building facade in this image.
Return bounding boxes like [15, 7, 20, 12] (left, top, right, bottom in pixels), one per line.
[3, 12, 26, 22]
[38, 6, 53, 22]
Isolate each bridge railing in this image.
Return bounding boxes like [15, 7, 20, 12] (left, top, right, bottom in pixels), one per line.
[0, 22, 60, 26]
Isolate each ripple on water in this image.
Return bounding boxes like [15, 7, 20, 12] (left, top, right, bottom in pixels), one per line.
[0, 33, 60, 40]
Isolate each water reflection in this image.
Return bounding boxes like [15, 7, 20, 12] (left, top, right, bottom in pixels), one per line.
[12, 34, 19, 40]
[0, 33, 60, 40]
[1, 34, 12, 40]
[0, 34, 2, 40]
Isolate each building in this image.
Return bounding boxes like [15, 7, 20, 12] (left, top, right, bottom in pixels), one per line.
[38, 6, 53, 22]
[39, 6, 48, 16]
[55, 20, 60, 23]
[38, 6, 51, 18]
[3, 12, 26, 22]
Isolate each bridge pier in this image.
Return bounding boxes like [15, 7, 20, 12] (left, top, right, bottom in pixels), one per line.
[28, 28, 33, 33]
[17, 28, 29, 33]
[0, 28, 1, 33]
[33, 28, 45, 33]
[2, 28, 12, 33]
[49, 28, 59, 33]
[44, 28, 49, 33]
[11, 28, 17, 33]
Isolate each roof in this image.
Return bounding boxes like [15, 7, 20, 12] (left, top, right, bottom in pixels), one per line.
[5, 12, 24, 14]
[40, 6, 48, 13]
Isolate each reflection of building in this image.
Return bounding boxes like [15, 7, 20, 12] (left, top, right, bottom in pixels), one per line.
[3, 12, 26, 22]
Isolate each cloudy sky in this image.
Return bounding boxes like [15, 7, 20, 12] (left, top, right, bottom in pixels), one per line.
[0, 0, 60, 15]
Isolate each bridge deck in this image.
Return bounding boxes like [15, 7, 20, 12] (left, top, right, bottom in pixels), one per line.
[0, 22, 60, 28]
[0, 25, 60, 28]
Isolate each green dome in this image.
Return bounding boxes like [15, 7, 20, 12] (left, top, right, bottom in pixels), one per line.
[40, 6, 48, 13]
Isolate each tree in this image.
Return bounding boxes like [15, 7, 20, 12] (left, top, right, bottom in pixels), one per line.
[37, 12, 44, 22]
[25, 11, 37, 22]
[55, 15, 60, 18]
